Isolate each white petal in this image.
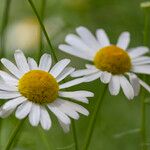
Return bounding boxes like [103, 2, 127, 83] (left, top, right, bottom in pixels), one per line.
[40, 106, 51, 130]
[59, 44, 93, 61]
[120, 76, 134, 100]
[0, 91, 21, 99]
[58, 119, 70, 133]
[58, 99, 89, 116]
[108, 76, 120, 95]
[117, 32, 130, 49]
[0, 83, 18, 91]
[65, 34, 94, 54]
[15, 101, 32, 119]
[47, 103, 70, 124]
[3, 96, 27, 111]
[132, 57, 150, 65]
[128, 47, 149, 59]
[100, 71, 112, 83]
[128, 73, 140, 96]
[0, 107, 15, 118]
[85, 64, 96, 69]
[76, 26, 100, 50]
[29, 103, 40, 126]
[39, 54, 52, 71]
[28, 57, 38, 70]
[96, 29, 110, 47]
[54, 100, 79, 120]
[71, 68, 98, 77]
[59, 91, 94, 98]
[139, 79, 150, 93]
[73, 97, 89, 103]
[0, 71, 18, 86]
[1, 58, 23, 78]
[132, 65, 150, 75]
[83, 72, 101, 82]
[50, 59, 70, 78]
[59, 78, 85, 89]
[14, 50, 29, 73]
[56, 67, 75, 82]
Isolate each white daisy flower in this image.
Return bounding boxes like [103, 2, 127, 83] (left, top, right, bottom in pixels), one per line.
[0, 50, 94, 132]
[59, 26, 150, 100]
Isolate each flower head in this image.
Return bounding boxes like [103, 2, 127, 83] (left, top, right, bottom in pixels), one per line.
[59, 26, 150, 99]
[0, 50, 93, 131]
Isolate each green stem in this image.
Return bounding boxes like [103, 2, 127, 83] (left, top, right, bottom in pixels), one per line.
[4, 119, 25, 150]
[82, 85, 107, 150]
[141, 7, 149, 150]
[27, 0, 58, 62]
[0, 0, 12, 59]
[38, 0, 46, 60]
[71, 120, 78, 150]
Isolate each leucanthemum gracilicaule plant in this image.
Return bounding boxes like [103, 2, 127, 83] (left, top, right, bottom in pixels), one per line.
[0, 50, 94, 131]
[59, 26, 150, 99]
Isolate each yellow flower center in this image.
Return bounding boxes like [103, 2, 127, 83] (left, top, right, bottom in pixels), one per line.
[94, 45, 131, 74]
[18, 70, 59, 104]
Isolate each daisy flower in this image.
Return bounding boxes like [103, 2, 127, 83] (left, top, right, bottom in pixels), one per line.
[0, 50, 94, 131]
[59, 26, 150, 100]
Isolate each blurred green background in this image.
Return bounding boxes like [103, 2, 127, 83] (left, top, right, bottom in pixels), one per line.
[0, 0, 150, 150]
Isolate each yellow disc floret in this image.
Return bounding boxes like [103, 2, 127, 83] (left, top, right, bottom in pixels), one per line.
[18, 70, 59, 104]
[94, 45, 131, 74]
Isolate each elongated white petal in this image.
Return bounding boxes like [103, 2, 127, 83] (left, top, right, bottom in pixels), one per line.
[117, 32, 130, 49]
[58, 99, 89, 116]
[59, 44, 93, 61]
[76, 26, 100, 50]
[3, 96, 27, 110]
[108, 76, 120, 95]
[28, 57, 38, 70]
[83, 72, 101, 82]
[59, 91, 94, 98]
[132, 56, 150, 65]
[55, 100, 79, 120]
[59, 78, 85, 89]
[85, 64, 96, 69]
[40, 106, 51, 130]
[65, 34, 94, 54]
[58, 119, 70, 133]
[0, 91, 21, 99]
[56, 67, 75, 82]
[47, 103, 70, 124]
[0, 71, 18, 86]
[128, 73, 140, 96]
[128, 47, 149, 59]
[96, 29, 110, 47]
[100, 71, 112, 83]
[15, 101, 32, 119]
[39, 54, 52, 71]
[50, 59, 70, 78]
[1, 58, 23, 78]
[0, 83, 18, 91]
[14, 50, 29, 73]
[132, 65, 150, 75]
[120, 76, 134, 100]
[0, 107, 15, 118]
[29, 104, 40, 126]
[139, 79, 150, 93]
[71, 68, 98, 77]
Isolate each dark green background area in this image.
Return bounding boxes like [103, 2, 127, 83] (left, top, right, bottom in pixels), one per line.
[0, 0, 150, 150]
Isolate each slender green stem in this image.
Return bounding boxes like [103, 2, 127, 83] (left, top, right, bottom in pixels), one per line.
[0, 0, 12, 59]
[82, 85, 107, 150]
[141, 7, 149, 150]
[71, 120, 78, 150]
[38, 0, 46, 60]
[27, 0, 58, 62]
[4, 119, 25, 150]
